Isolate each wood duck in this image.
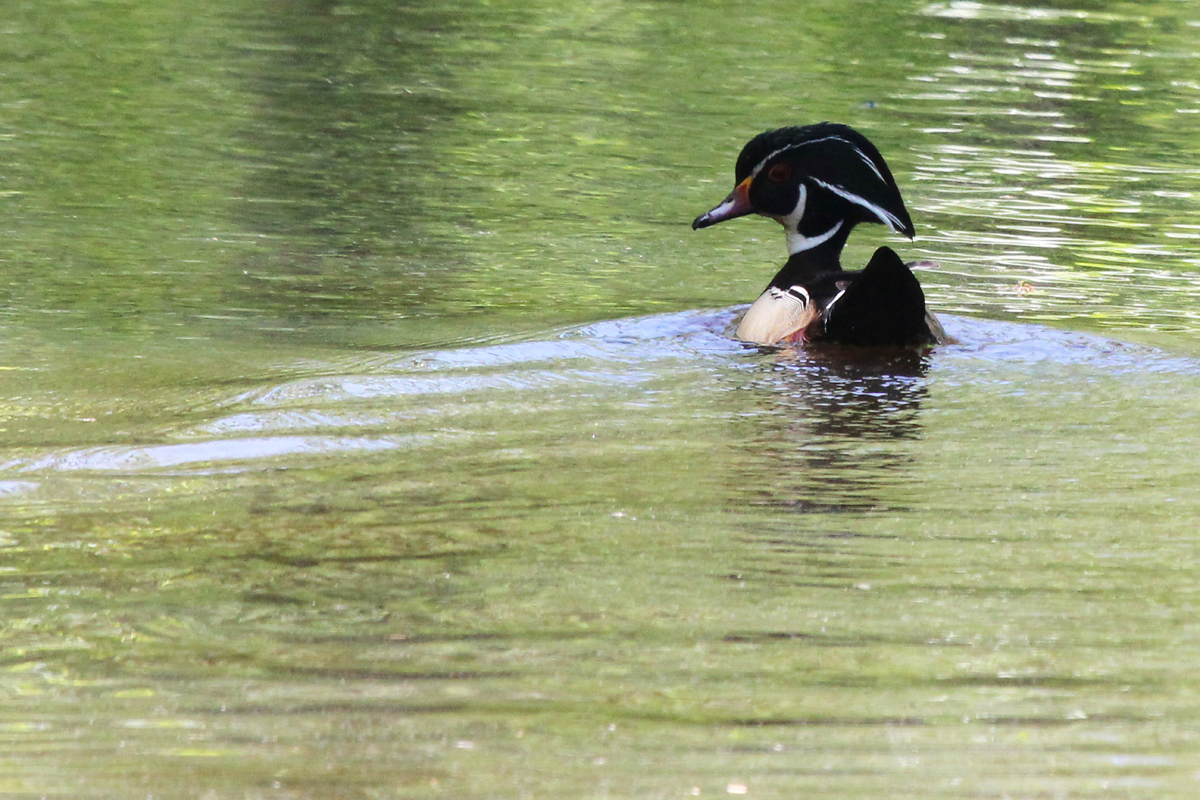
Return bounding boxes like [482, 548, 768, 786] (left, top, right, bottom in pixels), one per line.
[693, 122, 947, 347]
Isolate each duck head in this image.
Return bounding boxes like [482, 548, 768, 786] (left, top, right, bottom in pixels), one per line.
[692, 122, 915, 258]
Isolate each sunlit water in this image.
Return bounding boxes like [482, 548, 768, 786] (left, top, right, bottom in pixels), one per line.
[4, 1, 1200, 798]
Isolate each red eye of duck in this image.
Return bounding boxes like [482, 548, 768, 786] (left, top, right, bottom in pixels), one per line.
[767, 163, 792, 182]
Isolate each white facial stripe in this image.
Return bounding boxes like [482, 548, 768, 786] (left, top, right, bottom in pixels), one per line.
[786, 219, 844, 255]
[784, 183, 807, 225]
[777, 182, 847, 254]
[849, 144, 886, 182]
[750, 135, 885, 181]
[809, 177, 906, 233]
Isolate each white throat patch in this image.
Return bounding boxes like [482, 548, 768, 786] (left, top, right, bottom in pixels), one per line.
[774, 184, 845, 255]
[786, 219, 844, 255]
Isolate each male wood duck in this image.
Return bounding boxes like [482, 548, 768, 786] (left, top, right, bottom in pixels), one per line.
[693, 122, 947, 347]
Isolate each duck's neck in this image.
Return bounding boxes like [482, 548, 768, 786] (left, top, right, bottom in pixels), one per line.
[768, 237, 847, 290]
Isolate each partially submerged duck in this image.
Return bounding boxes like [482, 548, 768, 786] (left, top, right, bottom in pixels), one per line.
[693, 122, 946, 347]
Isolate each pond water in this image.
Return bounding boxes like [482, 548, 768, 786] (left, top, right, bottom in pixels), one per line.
[3, 0, 1200, 797]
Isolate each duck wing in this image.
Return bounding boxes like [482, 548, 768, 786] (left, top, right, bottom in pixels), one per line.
[821, 247, 946, 347]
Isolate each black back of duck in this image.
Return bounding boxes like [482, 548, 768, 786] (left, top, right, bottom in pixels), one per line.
[821, 247, 941, 347]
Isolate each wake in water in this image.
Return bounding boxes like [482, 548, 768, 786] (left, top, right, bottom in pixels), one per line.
[1, 309, 1197, 486]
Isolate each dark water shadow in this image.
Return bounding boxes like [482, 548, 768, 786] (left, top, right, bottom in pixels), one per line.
[767, 344, 931, 441]
[732, 342, 932, 516]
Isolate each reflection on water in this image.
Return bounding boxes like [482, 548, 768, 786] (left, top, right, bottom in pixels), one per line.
[5, 306, 1200, 796]
[770, 346, 930, 440]
[735, 346, 931, 515]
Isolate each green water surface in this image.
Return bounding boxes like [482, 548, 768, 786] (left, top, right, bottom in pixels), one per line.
[3, 1, 1200, 798]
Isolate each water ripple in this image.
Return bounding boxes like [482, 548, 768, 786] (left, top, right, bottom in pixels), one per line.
[0, 435, 432, 475]
[3, 309, 1198, 485]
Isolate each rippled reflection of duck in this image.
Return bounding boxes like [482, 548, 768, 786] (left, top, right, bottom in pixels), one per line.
[693, 122, 947, 348]
[732, 345, 932, 515]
